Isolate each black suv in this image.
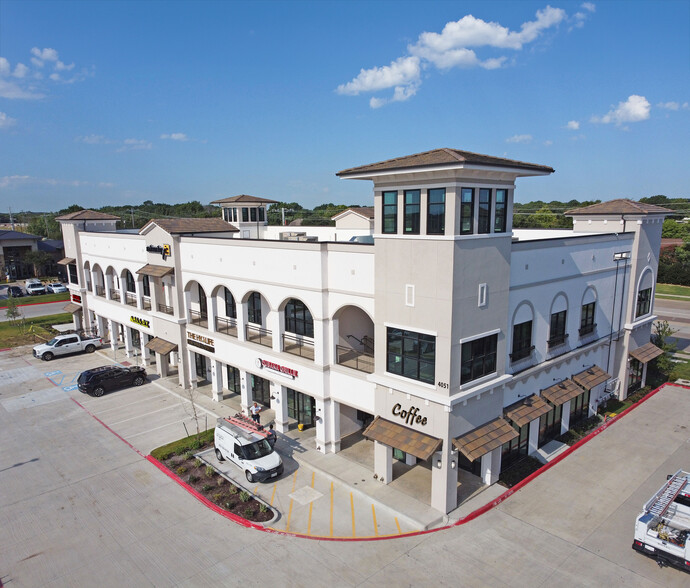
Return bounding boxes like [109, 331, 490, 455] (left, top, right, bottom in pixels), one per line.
[7, 286, 24, 297]
[77, 365, 147, 397]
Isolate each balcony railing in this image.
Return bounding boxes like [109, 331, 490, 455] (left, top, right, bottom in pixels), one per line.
[509, 345, 535, 362]
[246, 324, 272, 348]
[157, 303, 174, 315]
[547, 333, 568, 348]
[579, 323, 596, 336]
[188, 309, 208, 328]
[142, 296, 152, 311]
[125, 292, 138, 307]
[95, 285, 105, 297]
[283, 332, 314, 360]
[109, 288, 121, 301]
[336, 345, 374, 374]
[216, 316, 238, 337]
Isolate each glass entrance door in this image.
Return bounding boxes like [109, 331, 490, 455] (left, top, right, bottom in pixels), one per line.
[251, 374, 271, 406]
[195, 353, 206, 380]
[287, 388, 315, 428]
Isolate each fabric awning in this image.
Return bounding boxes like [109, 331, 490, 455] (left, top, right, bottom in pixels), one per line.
[504, 395, 552, 428]
[541, 379, 583, 406]
[57, 257, 75, 265]
[136, 263, 174, 278]
[572, 365, 610, 390]
[629, 342, 664, 364]
[145, 337, 178, 355]
[453, 417, 518, 462]
[363, 417, 442, 461]
[63, 302, 82, 313]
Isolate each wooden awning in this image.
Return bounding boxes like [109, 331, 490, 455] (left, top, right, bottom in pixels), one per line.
[363, 417, 442, 461]
[629, 342, 664, 364]
[136, 264, 174, 278]
[572, 365, 610, 390]
[504, 395, 552, 428]
[541, 379, 583, 406]
[57, 257, 75, 265]
[453, 417, 518, 462]
[63, 302, 82, 313]
[145, 337, 178, 355]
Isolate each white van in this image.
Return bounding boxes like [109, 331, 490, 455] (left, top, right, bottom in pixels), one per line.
[214, 416, 284, 483]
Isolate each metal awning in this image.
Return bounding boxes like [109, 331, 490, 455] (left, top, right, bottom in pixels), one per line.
[57, 257, 75, 265]
[363, 417, 442, 461]
[136, 264, 174, 278]
[504, 395, 552, 428]
[63, 302, 82, 313]
[572, 365, 611, 390]
[629, 342, 664, 364]
[145, 337, 178, 355]
[541, 379, 583, 406]
[453, 417, 518, 462]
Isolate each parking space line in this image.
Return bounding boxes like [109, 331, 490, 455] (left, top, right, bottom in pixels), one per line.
[350, 493, 355, 537]
[395, 517, 402, 535]
[372, 504, 378, 537]
[127, 418, 189, 437]
[285, 470, 298, 533]
[270, 483, 277, 506]
[109, 403, 179, 425]
[329, 481, 334, 537]
[307, 471, 315, 536]
[83, 391, 167, 414]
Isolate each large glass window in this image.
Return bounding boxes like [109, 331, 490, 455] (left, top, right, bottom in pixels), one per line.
[628, 358, 643, 393]
[511, 321, 533, 362]
[285, 298, 314, 337]
[226, 365, 240, 394]
[224, 287, 237, 318]
[461, 333, 498, 384]
[569, 389, 591, 426]
[242, 207, 249, 222]
[460, 188, 474, 234]
[250, 208, 257, 222]
[124, 270, 135, 293]
[386, 328, 435, 384]
[258, 208, 265, 222]
[142, 274, 150, 297]
[247, 292, 262, 325]
[251, 374, 271, 405]
[478, 188, 491, 234]
[404, 189, 420, 234]
[68, 263, 78, 284]
[287, 388, 315, 428]
[580, 302, 595, 335]
[382, 191, 398, 234]
[636, 287, 652, 317]
[501, 422, 528, 468]
[427, 188, 445, 235]
[548, 310, 567, 347]
[539, 403, 563, 445]
[494, 189, 507, 233]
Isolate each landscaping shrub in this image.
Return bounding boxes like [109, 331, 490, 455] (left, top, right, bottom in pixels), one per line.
[188, 474, 199, 484]
[202, 484, 213, 493]
[498, 456, 543, 488]
[176, 466, 187, 475]
[150, 429, 214, 461]
[239, 491, 250, 502]
[205, 465, 215, 478]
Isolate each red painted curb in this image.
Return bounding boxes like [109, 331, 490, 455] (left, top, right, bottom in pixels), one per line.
[8, 299, 70, 308]
[71, 397, 144, 457]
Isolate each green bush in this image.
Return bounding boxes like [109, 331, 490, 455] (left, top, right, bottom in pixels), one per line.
[229, 485, 238, 495]
[150, 429, 214, 461]
[216, 477, 225, 486]
[243, 507, 253, 517]
[213, 492, 223, 502]
[239, 491, 250, 502]
[176, 466, 187, 475]
[188, 474, 200, 484]
[194, 458, 203, 468]
[202, 484, 212, 492]
[259, 503, 268, 513]
[205, 465, 215, 478]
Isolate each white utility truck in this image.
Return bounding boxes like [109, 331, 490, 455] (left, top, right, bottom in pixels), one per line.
[633, 469, 690, 572]
[214, 413, 283, 483]
[33, 332, 103, 361]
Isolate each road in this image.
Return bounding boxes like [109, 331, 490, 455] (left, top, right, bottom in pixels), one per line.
[0, 300, 71, 322]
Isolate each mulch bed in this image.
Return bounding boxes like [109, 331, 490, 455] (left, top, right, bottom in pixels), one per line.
[160, 450, 273, 523]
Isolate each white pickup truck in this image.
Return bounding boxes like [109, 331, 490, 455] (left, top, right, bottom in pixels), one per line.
[633, 469, 690, 572]
[33, 332, 103, 361]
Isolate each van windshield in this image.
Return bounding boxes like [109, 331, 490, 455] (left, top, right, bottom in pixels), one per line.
[241, 439, 273, 460]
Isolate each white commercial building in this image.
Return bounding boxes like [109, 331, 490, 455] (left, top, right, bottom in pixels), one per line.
[57, 148, 669, 514]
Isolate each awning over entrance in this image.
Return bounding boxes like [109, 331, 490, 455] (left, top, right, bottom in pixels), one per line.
[629, 342, 664, 364]
[453, 417, 518, 462]
[541, 379, 583, 406]
[57, 257, 75, 265]
[62, 302, 82, 313]
[504, 395, 552, 428]
[136, 263, 174, 278]
[363, 417, 442, 461]
[572, 365, 610, 390]
[145, 337, 178, 355]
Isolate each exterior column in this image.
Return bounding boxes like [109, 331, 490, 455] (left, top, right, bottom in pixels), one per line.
[273, 385, 289, 434]
[124, 326, 133, 357]
[187, 348, 197, 390]
[480, 447, 501, 486]
[270, 309, 281, 354]
[328, 400, 341, 453]
[211, 358, 223, 401]
[239, 370, 251, 415]
[105, 273, 114, 300]
[140, 335, 151, 365]
[73, 311, 83, 332]
[96, 315, 107, 339]
[108, 319, 118, 351]
[528, 418, 540, 454]
[561, 401, 571, 434]
[135, 279, 144, 310]
[313, 318, 326, 366]
[431, 446, 458, 513]
[156, 352, 169, 377]
[208, 295, 218, 333]
[374, 441, 393, 484]
[641, 362, 649, 388]
[314, 397, 327, 454]
[90, 269, 98, 294]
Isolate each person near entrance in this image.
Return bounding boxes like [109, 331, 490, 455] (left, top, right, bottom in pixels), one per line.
[250, 401, 262, 424]
[266, 423, 277, 447]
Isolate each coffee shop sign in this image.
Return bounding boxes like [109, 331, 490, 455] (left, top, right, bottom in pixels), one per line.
[392, 403, 428, 426]
[146, 244, 171, 260]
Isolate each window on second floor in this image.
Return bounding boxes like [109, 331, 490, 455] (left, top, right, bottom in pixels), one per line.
[285, 298, 314, 337]
[68, 263, 78, 285]
[224, 287, 237, 318]
[494, 189, 507, 233]
[460, 188, 474, 235]
[427, 188, 445, 235]
[142, 274, 150, 297]
[404, 189, 421, 234]
[124, 270, 136, 293]
[478, 188, 491, 234]
[382, 191, 397, 234]
[247, 292, 262, 325]
[461, 333, 498, 384]
[386, 328, 435, 385]
[250, 208, 257, 222]
[242, 207, 249, 222]
[548, 310, 567, 347]
[511, 321, 533, 362]
[636, 287, 652, 317]
[580, 302, 595, 335]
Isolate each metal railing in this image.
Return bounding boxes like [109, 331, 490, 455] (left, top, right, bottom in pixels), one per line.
[282, 332, 314, 360]
[216, 316, 238, 337]
[157, 303, 174, 315]
[336, 345, 374, 373]
[125, 292, 138, 307]
[547, 333, 568, 348]
[509, 345, 534, 362]
[109, 288, 121, 301]
[95, 285, 105, 297]
[246, 324, 272, 348]
[188, 309, 208, 328]
[578, 323, 596, 336]
[142, 296, 152, 311]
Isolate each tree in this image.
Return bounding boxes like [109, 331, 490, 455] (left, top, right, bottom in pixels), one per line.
[530, 206, 559, 228]
[5, 296, 22, 325]
[23, 250, 52, 278]
[650, 320, 678, 377]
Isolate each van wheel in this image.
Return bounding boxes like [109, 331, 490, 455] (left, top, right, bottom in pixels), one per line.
[93, 387, 105, 397]
[85, 344, 95, 353]
[245, 470, 254, 483]
[215, 448, 224, 461]
[42, 352, 54, 361]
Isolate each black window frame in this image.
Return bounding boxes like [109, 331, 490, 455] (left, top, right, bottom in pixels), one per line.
[250, 207, 257, 222]
[142, 274, 150, 297]
[501, 422, 529, 468]
[386, 327, 436, 385]
[579, 302, 596, 336]
[382, 191, 398, 234]
[251, 374, 271, 405]
[258, 208, 265, 222]
[226, 364, 241, 394]
[461, 333, 498, 384]
[478, 188, 491, 234]
[427, 188, 445, 235]
[511, 320, 533, 362]
[539, 403, 563, 445]
[460, 188, 474, 235]
[68, 263, 78, 285]
[285, 298, 314, 338]
[636, 287, 652, 317]
[569, 389, 591, 426]
[124, 270, 136, 293]
[494, 189, 507, 233]
[548, 310, 567, 347]
[242, 207, 249, 222]
[224, 287, 237, 319]
[247, 292, 262, 325]
[403, 189, 421, 235]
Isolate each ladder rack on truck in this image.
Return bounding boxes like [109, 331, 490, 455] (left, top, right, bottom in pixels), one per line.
[648, 473, 686, 518]
[220, 413, 269, 440]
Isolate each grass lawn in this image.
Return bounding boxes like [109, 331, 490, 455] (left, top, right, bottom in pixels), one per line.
[0, 292, 70, 308]
[0, 312, 74, 349]
[671, 359, 690, 380]
[656, 284, 690, 298]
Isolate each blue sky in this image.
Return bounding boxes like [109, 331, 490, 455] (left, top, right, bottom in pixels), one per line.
[1, 1, 688, 212]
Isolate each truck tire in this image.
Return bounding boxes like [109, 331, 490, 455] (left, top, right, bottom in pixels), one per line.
[42, 352, 54, 361]
[245, 470, 254, 483]
[93, 386, 105, 397]
[215, 448, 224, 461]
[85, 344, 95, 353]
[133, 376, 145, 386]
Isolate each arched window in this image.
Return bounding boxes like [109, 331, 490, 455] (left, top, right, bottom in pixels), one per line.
[124, 270, 135, 293]
[285, 299, 313, 337]
[142, 274, 150, 297]
[247, 292, 262, 325]
[224, 287, 236, 318]
[198, 284, 207, 317]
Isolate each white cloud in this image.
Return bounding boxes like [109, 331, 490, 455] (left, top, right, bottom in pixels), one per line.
[49, 73, 60, 81]
[30, 47, 59, 66]
[55, 61, 75, 71]
[117, 138, 153, 152]
[582, 2, 596, 13]
[337, 56, 420, 96]
[161, 132, 189, 141]
[75, 134, 114, 144]
[0, 79, 45, 99]
[0, 175, 113, 189]
[12, 63, 28, 78]
[0, 57, 9, 76]
[0, 111, 17, 129]
[566, 120, 580, 130]
[591, 94, 651, 125]
[506, 134, 533, 143]
[657, 101, 689, 111]
[543, 140, 553, 146]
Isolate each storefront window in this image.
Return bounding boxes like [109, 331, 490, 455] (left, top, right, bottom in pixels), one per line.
[569, 389, 591, 426]
[539, 403, 562, 446]
[251, 374, 271, 405]
[287, 388, 315, 428]
[628, 358, 643, 393]
[501, 422, 528, 469]
[226, 365, 240, 394]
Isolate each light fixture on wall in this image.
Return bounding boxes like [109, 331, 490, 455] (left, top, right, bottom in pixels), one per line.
[436, 459, 442, 469]
[451, 461, 456, 469]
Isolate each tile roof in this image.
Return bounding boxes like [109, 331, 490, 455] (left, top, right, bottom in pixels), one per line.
[564, 199, 673, 216]
[629, 342, 664, 363]
[332, 207, 375, 220]
[0, 230, 43, 241]
[55, 209, 120, 221]
[209, 194, 279, 205]
[363, 417, 443, 461]
[136, 264, 174, 278]
[140, 218, 239, 235]
[57, 257, 76, 265]
[337, 148, 554, 177]
[541, 379, 584, 406]
[504, 395, 552, 428]
[63, 302, 82, 313]
[572, 365, 610, 390]
[145, 337, 178, 355]
[453, 417, 518, 462]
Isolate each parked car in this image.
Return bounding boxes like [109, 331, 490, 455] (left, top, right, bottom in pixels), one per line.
[77, 365, 147, 397]
[33, 333, 103, 361]
[7, 286, 24, 297]
[26, 282, 46, 296]
[46, 282, 68, 293]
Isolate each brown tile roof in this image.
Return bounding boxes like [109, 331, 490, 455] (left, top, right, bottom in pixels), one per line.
[140, 218, 239, 235]
[63, 302, 82, 313]
[55, 209, 120, 221]
[145, 337, 178, 355]
[337, 148, 554, 177]
[57, 257, 76, 265]
[565, 199, 673, 216]
[332, 207, 375, 220]
[209, 194, 278, 205]
[136, 264, 174, 278]
[572, 365, 610, 390]
[363, 417, 443, 461]
[541, 379, 584, 406]
[629, 342, 664, 364]
[504, 395, 552, 428]
[453, 417, 518, 462]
